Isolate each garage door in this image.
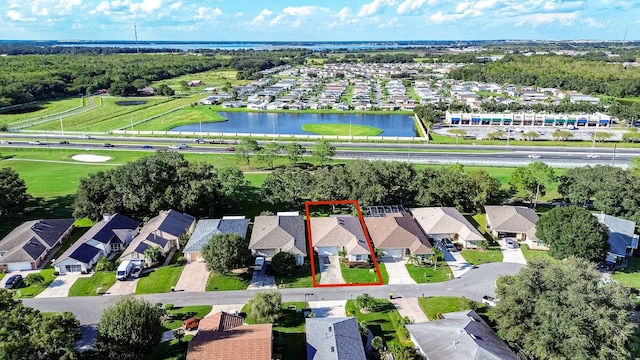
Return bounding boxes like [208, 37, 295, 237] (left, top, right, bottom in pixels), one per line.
[317, 247, 339, 256]
[384, 248, 404, 258]
[187, 251, 202, 262]
[8, 262, 32, 271]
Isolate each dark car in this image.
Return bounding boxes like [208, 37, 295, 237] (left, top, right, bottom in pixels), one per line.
[141, 145, 153, 149]
[103, 143, 115, 147]
[264, 263, 274, 276]
[226, 147, 236, 152]
[5, 274, 23, 289]
[59, 140, 70, 144]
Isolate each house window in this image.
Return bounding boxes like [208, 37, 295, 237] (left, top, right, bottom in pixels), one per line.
[331, 347, 335, 352]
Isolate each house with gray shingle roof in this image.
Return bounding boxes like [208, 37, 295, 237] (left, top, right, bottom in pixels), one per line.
[121, 209, 195, 264]
[406, 310, 519, 360]
[305, 317, 366, 360]
[484, 205, 542, 249]
[310, 215, 370, 261]
[594, 213, 639, 264]
[411, 207, 485, 249]
[0, 219, 74, 271]
[364, 212, 432, 259]
[249, 214, 307, 265]
[183, 217, 250, 262]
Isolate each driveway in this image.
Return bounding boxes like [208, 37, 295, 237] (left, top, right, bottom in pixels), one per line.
[383, 258, 416, 285]
[104, 278, 138, 296]
[319, 256, 345, 285]
[309, 300, 347, 317]
[390, 297, 429, 323]
[442, 249, 474, 278]
[0, 269, 41, 288]
[36, 272, 86, 298]
[500, 240, 527, 265]
[247, 266, 276, 290]
[175, 262, 209, 292]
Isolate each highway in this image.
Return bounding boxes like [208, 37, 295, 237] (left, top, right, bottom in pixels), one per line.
[0, 135, 635, 167]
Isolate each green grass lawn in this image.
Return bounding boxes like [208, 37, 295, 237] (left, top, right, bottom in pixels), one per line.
[242, 302, 308, 360]
[275, 266, 314, 288]
[345, 299, 404, 349]
[460, 248, 504, 265]
[136, 263, 184, 294]
[147, 335, 194, 360]
[163, 305, 213, 330]
[405, 262, 454, 283]
[135, 105, 227, 131]
[340, 262, 386, 284]
[205, 271, 251, 291]
[612, 257, 640, 289]
[417, 296, 484, 320]
[151, 69, 243, 91]
[68, 272, 116, 296]
[520, 244, 552, 262]
[301, 123, 383, 136]
[14, 269, 56, 298]
[0, 97, 85, 126]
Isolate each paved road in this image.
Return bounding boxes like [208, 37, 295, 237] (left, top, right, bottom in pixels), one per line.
[22, 262, 523, 325]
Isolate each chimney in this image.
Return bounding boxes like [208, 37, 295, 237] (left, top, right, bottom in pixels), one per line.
[103, 213, 111, 222]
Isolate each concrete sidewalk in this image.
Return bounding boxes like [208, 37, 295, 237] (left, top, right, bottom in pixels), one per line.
[308, 300, 347, 318]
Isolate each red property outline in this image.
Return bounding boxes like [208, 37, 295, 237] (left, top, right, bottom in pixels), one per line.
[305, 199, 383, 288]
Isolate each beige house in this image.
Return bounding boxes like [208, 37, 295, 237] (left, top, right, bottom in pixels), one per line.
[120, 209, 195, 264]
[364, 212, 432, 259]
[411, 207, 485, 248]
[310, 215, 371, 261]
[484, 205, 544, 249]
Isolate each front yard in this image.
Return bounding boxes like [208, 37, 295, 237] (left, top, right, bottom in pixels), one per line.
[405, 262, 453, 283]
[275, 266, 314, 288]
[417, 296, 484, 320]
[612, 257, 640, 289]
[206, 271, 251, 291]
[14, 269, 56, 298]
[136, 252, 184, 294]
[460, 247, 504, 265]
[243, 302, 308, 360]
[162, 305, 213, 330]
[340, 262, 388, 284]
[345, 299, 405, 349]
[520, 244, 552, 262]
[68, 271, 116, 296]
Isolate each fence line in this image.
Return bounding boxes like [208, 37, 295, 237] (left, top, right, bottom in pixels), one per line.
[109, 129, 422, 141]
[8, 96, 103, 130]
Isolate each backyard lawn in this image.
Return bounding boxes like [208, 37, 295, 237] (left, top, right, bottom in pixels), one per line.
[340, 262, 387, 284]
[612, 257, 640, 289]
[520, 244, 552, 262]
[68, 272, 116, 296]
[417, 296, 484, 320]
[460, 248, 504, 265]
[206, 271, 251, 291]
[163, 305, 213, 330]
[243, 302, 308, 360]
[405, 262, 453, 283]
[345, 299, 405, 349]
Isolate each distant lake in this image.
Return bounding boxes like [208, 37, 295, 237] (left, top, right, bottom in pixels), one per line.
[169, 112, 417, 136]
[56, 42, 437, 51]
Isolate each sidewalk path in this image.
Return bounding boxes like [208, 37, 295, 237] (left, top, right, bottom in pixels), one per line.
[390, 297, 429, 323]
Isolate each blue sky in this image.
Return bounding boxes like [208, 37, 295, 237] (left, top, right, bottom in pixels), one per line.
[1, 0, 638, 41]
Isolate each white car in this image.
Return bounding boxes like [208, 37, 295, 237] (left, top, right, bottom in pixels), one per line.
[79, 135, 93, 139]
[29, 140, 44, 145]
[254, 257, 265, 271]
[587, 153, 600, 159]
[131, 266, 142, 279]
[527, 154, 542, 159]
[169, 143, 188, 150]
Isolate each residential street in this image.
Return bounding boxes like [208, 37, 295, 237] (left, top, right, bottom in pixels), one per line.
[22, 262, 524, 325]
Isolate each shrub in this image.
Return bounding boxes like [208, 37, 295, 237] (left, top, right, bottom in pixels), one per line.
[24, 273, 45, 286]
[271, 252, 296, 276]
[176, 256, 187, 265]
[355, 294, 376, 311]
[165, 304, 174, 310]
[247, 292, 282, 323]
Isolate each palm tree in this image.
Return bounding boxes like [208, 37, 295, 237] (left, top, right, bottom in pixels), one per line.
[432, 249, 444, 270]
[144, 246, 164, 266]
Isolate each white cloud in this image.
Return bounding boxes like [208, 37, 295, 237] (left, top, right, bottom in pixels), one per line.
[282, 6, 328, 16]
[56, 0, 82, 14]
[515, 11, 578, 26]
[338, 6, 351, 21]
[235, 12, 243, 17]
[6, 9, 36, 21]
[582, 17, 606, 28]
[169, 1, 181, 10]
[397, 0, 435, 15]
[378, 17, 400, 27]
[194, 7, 221, 20]
[252, 8, 273, 24]
[129, 0, 162, 14]
[269, 14, 285, 26]
[358, 0, 397, 17]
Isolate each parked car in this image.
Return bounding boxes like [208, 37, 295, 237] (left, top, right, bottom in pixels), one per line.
[481, 295, 498, 307]
[116, 260, 135, 281]
[169, 143, 188, 150]
[5, 274, 23, 289]
[131, 266, 142, 279]
[59, 140, 70, 144]
[587, 153, 600, 159]
[182, 317, 200, 330]
[527, 154, 542, 159]
[103, 143, 114, 147]
[505, 239, 516, 249]
[264, 263, 274, 276]
[441, 238, 456, 251]
[29, 140, 43, 145]
[254, 256, 265, 271]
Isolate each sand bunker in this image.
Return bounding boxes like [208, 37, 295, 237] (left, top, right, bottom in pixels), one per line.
[72, 154, 112, 163]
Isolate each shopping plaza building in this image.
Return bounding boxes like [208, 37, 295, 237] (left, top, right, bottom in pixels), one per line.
[445, 112, 613, 128]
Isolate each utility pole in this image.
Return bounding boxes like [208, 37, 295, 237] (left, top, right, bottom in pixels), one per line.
[59, 116, 64, 136]
[612, 143, 617, 166]
[134, 23, 139, 54]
